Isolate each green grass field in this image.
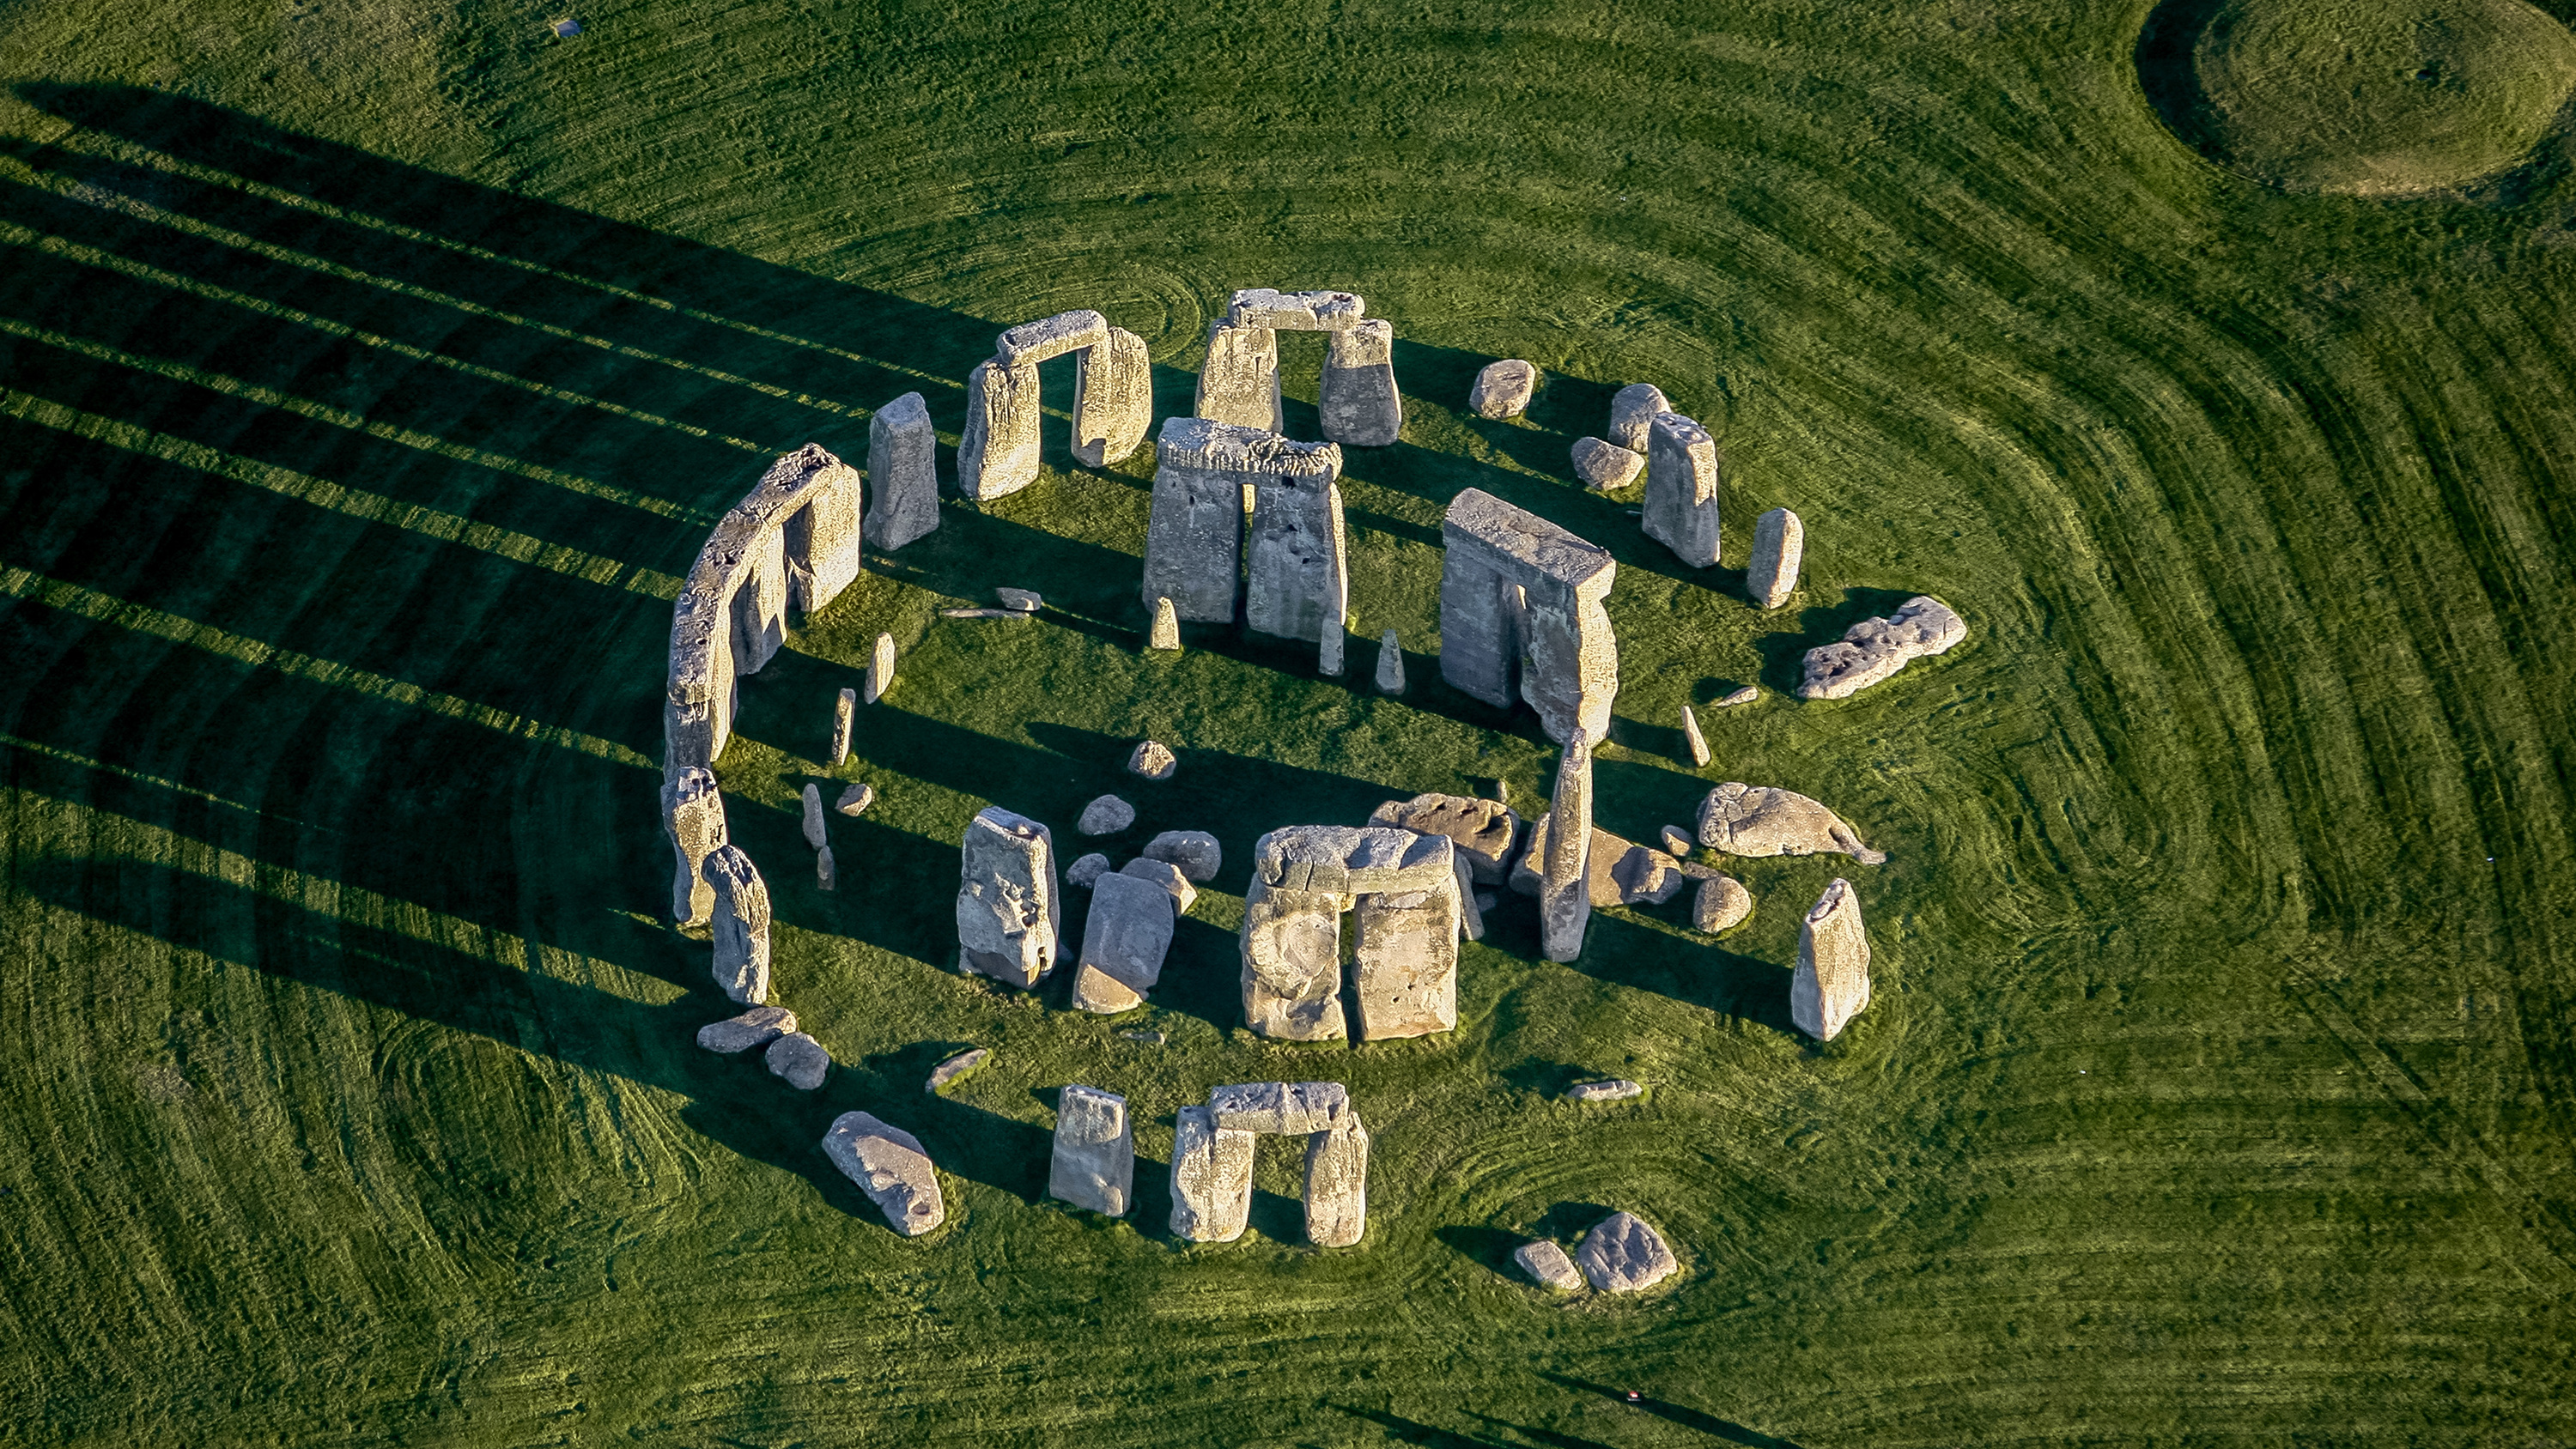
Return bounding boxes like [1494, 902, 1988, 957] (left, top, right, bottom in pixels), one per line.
[3, 0, 2573, 1443]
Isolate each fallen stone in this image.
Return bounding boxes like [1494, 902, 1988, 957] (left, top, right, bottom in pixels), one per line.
[1681, 702, 1711, 767]
[1121, 1028, 1164, 1045]
[955, 806, 1060, 988]
[702, 845, 771, 1004]
[1747, 507, 1804, 609]
[939, 607, 1024, 619]
[1209, 1080, 1349, 1135]
[1353, 885, 1458, 1040]
[696, 1004, 796, 1054]
[1718, 685, 1759, 707]
[1570, 436, 1644, 491]
[925, 1047, 988, 1094]
[1127, 739, 1177, 780]
[801, 783, 828, 851]
[1149, 596, 1182, 651]
[1071, 870, 1176, 1014]
[1564, 1079, 1643, 1102]
[1373, 629, 1406, 694]
[1793, 877, 1872, 1041]
[1439, 488, 1618, 744]
[829, 687, 856, 769]
[1697, 782, 1886, 864]
[1194, 321, 1285, 433]
[1066, 852, 1110, 888]
[996, 587, 1042, 612]
[1319, 319, 1401, 447]
[836, 782, 875, 816]
[1659, 825, 1693, 857]
[816, 844, 836, 892]
[957, 356, 1041, 503]
[822, 1112, 944, 1236]
[866, 633, 896, 703]
[1607, 383, 1670, 452]
[1118, 856, 1197, 913]
[1643, 412, 1722, 569]
[661, 765, 728, 927]
[1579, 1211, 1677, 1292]
[1048, 1084, 1134, 1216]
[1228, 288, 1366, 330]
[1369, 793, 1522, 883]
[1078, 795, 1135, 835]
[1516, 1240, 1585, 1290]
[1800, 596, 1966, 700]
[1142, 830, 1222, 882]
[1469, 359, 1537, 419]
[1169, 1104, 1255, 1242]
[1695, 875, 1753, 933]
[766, 1031, 830, 1090]
[1540, 729, 1594, 963]
[1072, 325, 1153, 468]
[1515, 815, 1686, 907]
[863, 391, 939, 551]
[1304, 1112, 1370, 1247]
[996, 308, 1109, 367]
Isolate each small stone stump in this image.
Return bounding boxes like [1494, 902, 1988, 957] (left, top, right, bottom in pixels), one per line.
[1078, 794, 1136, 835]
[1516, 1240, 1585, 1290]
[766, 1031, 830, 1089]
[1127, 739, 1177, 779]
[1570, 436, 1643, 490]
[1142, 830, 1222, 882]
[1468, 359, 1536, 419]
[1694, 874, 1753, 933]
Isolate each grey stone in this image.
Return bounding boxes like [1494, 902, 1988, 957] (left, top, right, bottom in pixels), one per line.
[1718, 685, 1759, 707]
[1793, 877, 1872, 1041]
[863, 391, 939, 550]
[1373, 629, 1406, 694]
[1319, 613, 1346, 677]
[1066, 852, 1110, 888]
[1228, 288, 1366, 330]
[1660, 824, 1693, 857]
[1072, 325, 1152, 467]
[1516, 1240, 1584, 1290]
[1255, 825, 1456, 896]
[702, 845, 771, 1004]
[1353, 887, 1457, 1040]
[1570, 435, 1643, 491]
[1169, 1104, 1255, 1242]
[1369, 794, 1523, 884]
[1454, 851, 1485, 943]
[1607, 383, 1670, 452]
[769, 444, 866, 619]
[1747, 507, 1803, 609]
[957, 356, 1042, 503]
[1143, 417, 1339, 622]
[1121, 1029, 1164, 1045]
[822, 1112, 944, 1236]
[1078, 794, 1136, 836]
[1210, 1081, 1350, 1135]
[866, 633, 896, 703]
[939, 607, 1024, 619]
[836, 782, 875, 815]
[1799, 596, 1967, 700]
[1245, 462, 1349, 647]
[1048, 1084, 1134, 1216]
[1304, 1112, 1370, 1247]
[1476, 891, 1498, 910]
[1142, 830, 1223, 882]
[696, 1004, 796, 1054]
[1697, 782, 1886, 864]
[1320, 319, 1401, 446]
[1469, 359, 1536, 419]
[1118, 856, 1197, 913]
[1438, 488, 1619, 743]
[996, 308, 1109, 367]
[1072, 870, 1176, 1014]
[1240, 879, 1348, 1040]
[1540, 730, 1593, 962]
[996, 587, 1042, 612]
[766, 1031, 830, 1090]
[1194, 321, 1284, 432]
[1149, 596, 1182, 651]
[1643, 413, 1722, 568]
[925, 1047, 988, 1094]
[1128, 739, 1177, 780]
[661, 765, 728, 926]
[829, 687, 856, 769]
[1515, 815, 1684, 908]
[1578, 1211, 1677, 1292]
[1564, 1079, 1643, 1102]
[955, 806, 1061, 988]
[801, 783, 828, 851]
[816, 844, 835, 892]
[1680, 703, 1711, 768]
[1694, 874, 1753, 933]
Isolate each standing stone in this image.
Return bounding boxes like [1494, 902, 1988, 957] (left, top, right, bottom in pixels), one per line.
[1540, 730, 1594, 963]
[1127, 739, 1177, 779]
[1643, 412, 1722, 568]
[1071, 870, 1176, 1014]
[1578, 1211, 1678, 1292]
[816, 844, 836, 891]
[1048, 1084, 1135, 1216]
[829, 687, 857, 769]
[822, 1112, 945, 1236]
[1072, 326, 1153, 467]
[1078, 795, 1136, 835]
[696, 1004, 796, 1054]
[766, 1031, 830, 1089]
[1169, 1104, 1255, 1242]
[1438, 488, 1619, 744]
[1747, 507, 1804, 609]
[957, 357, 1042, 503]
[702, 845, 771, 1004]
[1680, 702, 1711, 768]
[800, 783, 827, 850]
[1798, 596, 1968, 700]
[866, 633, 896, 703]
[1245, 465, 1349, 646]
[1570, 436, 1644, 491]
[863, 391, 939, 550]
[661, 766, 728, 926]
[1368, 793, 1522, 883]
[780, 449, 866, 618]
[1469, 360, 1536, 419]
[1373, 630, 1406, 694]
[1195, 321, 1284, 432]
[1793, 878, 1873, 1041]
[1149, 596, 1182, 651]
[1516, 1240, 1585, 1290]
[1319, 320, 1400, 446]
[1352, 886, 1458, 1040]
[1240, 878, 1349, 1041]
[1607, 383, 1670, 452]
[955, 806, 1061, 988]
[1694, 874, 1753, 933]
[1303, 1112, 1370, 1247]
[1142, 830, 1222, 882]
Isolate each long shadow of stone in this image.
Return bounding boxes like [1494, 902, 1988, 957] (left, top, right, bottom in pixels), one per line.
[1434, 1223, 1529, 1282]
[1564, 912, 1795, 1034]
[1327, 1404, 1558, 1448]
[1542, 1373, 1807, 1447]
[1753, 585, 1917, 696]
[1592, 755, 1711, 845]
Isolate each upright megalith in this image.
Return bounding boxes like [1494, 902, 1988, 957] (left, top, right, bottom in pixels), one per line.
[1048, 1084, 1135, 1216]
[957, 356, 1042, 503]
[1072, 326, 1154, 468]
[780, 449, 866, 617]
[1643, 412, 1722, 568]
[1304, 1111, 1371, 1247]
[1241, 827, 1461, 1043]
[960, 310, 1140, 500]
[955, 806, 1062, 989]
[1244, 446, 1350, 647]
[1195, 320, 1285, 432]
[1799, 596, 1967, 699]
[1169, 1104, 1255, 1242]
[1439, 488, 1619, 743]
[702, 845, 772, 1004]
[864, 391, 939, 550]
[1071, 870, 1176, 1014]
[1540, 730, 1594, 963]
[661, 766, 727, 926]
[1747, 506, 1803, 609]
[800, 783, 827, 851]
[1142, 416, 1344, 625]
[1607, 383, 1670, 452]
[1193, 1082, 1371, 1247]
[823, 1112, 945, 1236]
[1320, 319, 1401, 446]
[1352, 882, 1458, 1040]
[1794, 878, 1872, 1040]
[1469, 359, 1537, 419]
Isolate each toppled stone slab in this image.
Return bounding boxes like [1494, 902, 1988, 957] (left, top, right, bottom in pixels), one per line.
[1697, 782, 1886, 864]
[1799, 596, 1966, 700]
[1048, 1084, 1134, 1216]
[1304, 1113, 1370, 1247]
[1072, 870, 1176, 1014]
[1073, 326, 1153, 468]
[1149, 596, 1182, 651]
[1320, 319, 1400, 446]
[997, 587, 1042, 612]
[829, 688, 856, 769]
[836, 782, 875, 815]
[1579, 1211, 1677, 1292]
[1469, 360, 1537, 419]
[1118, 856, 1197, 912]
[1681, 702, 1711, 767]
[1794, 877, 1872, 1041]
[1570, 436, 1644, 491]
[863, 391, 939, 551]
[661, 765, 727, 927]
[1747, 506, 1803, 609]
[997, 309, 1109, 367]
[1228, 288, 1365, 330]
[823, 1112, 944, 1236]
[1127, 739, 1176, 779]
[1078, 795, 1136, 835]
[1695, 874, 1753, 933]
[1643, 412, 1722, 568]
[801, 783, 828, 851]
[1516, 1240, 1585, 1290]
[1607, 383, 1670, 452]
[1564, 1079, 1643, 1102]
[1142, 830, 1222, 882]
[766, 1031, 830, 1089]
[956, 806, 1060, 988]
[1374, 629, 1406, 694]
[703, 845, 771, 1004]
[1368, 793, 1522, 883]
[1515, 815, 1684, 906]
[1717, 684, 1759, 707]
[1194, 321, 1285, 433]
[940, 607, 1025, 619]
[925, 1047, 988, 1094]
[697, 1004, 797, 1054]
[1169, 1104, 1255, 1242]
[1209, 1081, 1349, 1135]
[1066, 852, 1110, 888]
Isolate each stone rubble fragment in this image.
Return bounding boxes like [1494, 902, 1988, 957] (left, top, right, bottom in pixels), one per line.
[996, 587, 1042, 612]
[1799, 596, 1967, 700]
[1374, 630, 1406, 694]
[1118, 857, 1197, 913]
[1078, 795, 1136, 836]
[1578, 1211, 1678, 1292]
[1169, 1103, 1255, 1242]
[1747, 507, 1804, 609]
[1127, 739, 1177, 780]
[766, 1031, 830, 1090]
[1048, 1084, 1135, 1216]
[702, 845, 771, 1004]
[1142, 830, 1223, 882]
[1694, 874, 1753, 933]
[955, 806, 1061, 988]
[1368, 794, 1522, 884]
[866, 633, 896, 703]
[1607, 383, 1671, 452]
[1071, 870, 1176, 1014]
[1066, 852, 1110, 888]
[822, 1112, 944, 1236]
[836, 782, 875, 815]
[801, 783, 828, 851]
[1643, 412, 1722, 568]
[1540, 730, 1594, 962]
[863, 391, 939, 551]
[1659, 825, 1694, 857]
[1194, 320, 1285, 433]
[1718, 684, 1759, 707]
[925, 1047, 988, 1094]
[1149, 596, 1182, 651]
[1680, 702, 1711, 768]
[1564, 1079, 1643, 1102]
[1697, 782, 1886, 864]
[1319, 319, 1401, 446]
[1209, 1080, 1350, 1135]
[816, 844, 836, 892]
[1570, 435, 1644, 491]
[1469, 359, 1537, 419]
[829, 687, 856, 769]
[1304, 1111, 1371, 1247]
[1793, 877, 1872, 1041]
[1440, 488, 1619, 744]
[1516, 1240, 1585, 1290]
[1072, 326, 1153, 468]
[1228, 288, 1366, 330]
[1121, 1028, 1164, 1045]
[696, 1004, 797, 1054]
[661, 765, 728, 927]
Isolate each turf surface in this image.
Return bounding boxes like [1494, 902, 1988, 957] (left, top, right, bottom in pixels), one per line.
[2, 0, 2573, 1444]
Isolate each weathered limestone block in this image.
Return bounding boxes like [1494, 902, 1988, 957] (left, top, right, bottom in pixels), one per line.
[1516, 1240, 1585, 1290]
[1374, 630, 1406, 694]
[1210, 1081, 1351, 1134]
[1194, 320, 1284, 432]
[1579, 1211, 1677, 1292]
[766, 1031, 830, 1089]
[1643, 413, 1722, 568]
[800, 783, 827, 851]
[1304, 1112, 1370, 1247]
[836, 782, 874, 815]
[1149, 596, 1182, 651]
[926, 1047, 988, 1094]
[661, 766, 727, 926]
[863, 391, 939, 550]
[1256, 825, 1457, 895]
[1048, 1083, 1134, 1216]
[1125, 740, 1176, 781]
[1319, 319, 1400, 446]
[1078, 794, 1135, 835]
[1169, 1104, 1255, 1242]
[1719, 684, 1760, 707]
[1516, 815, 1683, 907]
[1369, 794, 1523, 884]
[1469, 360, 1536, 419]
[1353, 887, 1458, 1040]
[996, 309, 1109, 367]
[1540, 730, 1593, 963]
[662, 586, 732, 775]
[696, 1004, 796, 1054]
[1240, 879, 1349, 1041]
[1747, 506, 1803, 609]
[1228, 288, 1366, 330]
[822, 1112, 944, 1236]
[1071, 870, 1176, 1014]
[1143, 417, 1338, 622]
[1794, 877, 1872, 1041]
[1118, 857, 1196, 912]
[702, 845, 771, 1004]
[1143, 830, 1222, 882]
[733, 510, 792, 677]
[1066, 852, 1110, 888]
[955, 806, 1060, 988]
[1073, 325, 1152, 467]
[1697, 781, 1886, 864]
[1570, 435, 1644, 491]
[1564, 1079, 1643, 1102]
[1661, 825, 1693, 857]
[1245, 467, 1349, 646]
[866, 633, 896, 703]
[1607, 383, 1670, 452]
[1694, 874, 1753, 933]
[777, 446, 866, 617]
[1681, 703, 1711, 768]
[957, 357, 1042, 503]
[1799, 596, 1967, 700]
[1438, 488, 1619, 743]
[829, 687, 856, 769]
